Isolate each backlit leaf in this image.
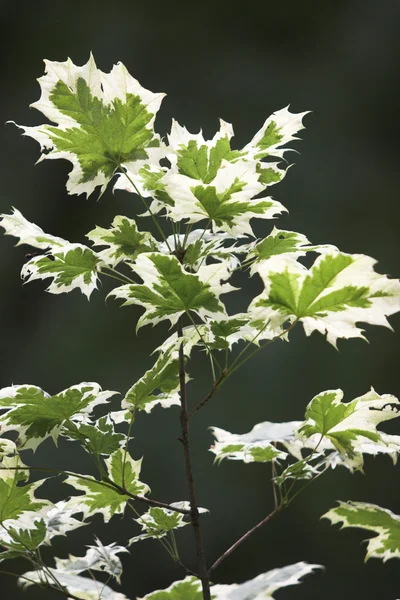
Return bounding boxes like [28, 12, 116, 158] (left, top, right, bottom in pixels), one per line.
[16, 55, 165, 197]
[323, 501, 400, 562]
[250, 251, 400, 347]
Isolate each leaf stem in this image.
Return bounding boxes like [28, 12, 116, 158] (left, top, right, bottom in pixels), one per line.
[122, 170, 173, 252]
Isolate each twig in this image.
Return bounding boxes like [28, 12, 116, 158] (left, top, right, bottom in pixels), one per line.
[208, 508, 280, 574]
[178, 317, 211, 600]
[188, 370, 227, 418]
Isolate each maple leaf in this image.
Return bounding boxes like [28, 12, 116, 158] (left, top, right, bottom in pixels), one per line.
[86, 215, 158, 267]
[54, 538, 128, 583]
[139, 562, 321, 599]
[243, 106, 309, 160]
[249, 251, 400, 347]
[15, 55, 165, 197]
[65, 449, 149, 522]
[121, 349, 180, 413]
[323, 501, 400, 562]
[19, 570, 128, 600]
[0, 383, 116, 451]
[0, 207, 67, 250]
[210, 421, 300, 464]
[109, 253, 235, 329]
[298, 388, 400, 469]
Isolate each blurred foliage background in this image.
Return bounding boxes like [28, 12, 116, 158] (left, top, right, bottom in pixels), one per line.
[0, 0, 399, 598]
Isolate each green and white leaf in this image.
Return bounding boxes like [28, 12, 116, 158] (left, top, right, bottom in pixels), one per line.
[2, 498, 86, 547]
[19, 569, 128, 600]
[249, 251, 400, 347]
[87, 216, 158, 266]
[0, 519, 46, 557]
[55, 539, 128, 583]
[243, 106, 309, 160]
[247, 228, 336, 274]
[39, 500, 86, 541]
[64, 415, 125, 456]
[0, 467, 48, 524]
[211, 561, 322, 599]
[0, 208, 67, 250]
[163, 159, 285, 236]
[273, 459, 321, 487]
[298, 388, 400, 469]
[139, 562, 321, 599]
[0, 383, 116, 451]
[109, 253, 234, 329]
[159, 229, 238, 272]
[210, 421, 303, 464]
[130, 502, 207, 544]
[122, 349, 180, 413]
[114, 155, 173, 214]
[66, 449, 149, 522]
[138, 576, 202, 600]
[16, 55, 165, 197]
[21, 243, 101, 298]
[323, 501, 400, 562]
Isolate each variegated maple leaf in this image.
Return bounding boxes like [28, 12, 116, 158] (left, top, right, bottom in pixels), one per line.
[0, 209, 102, 297]
[0, 382, 116, 451]
[65, 448, 149, 522]
[109, 252, 235, 329]
[138, 562, 321, 599]
[323, 501, 400, 562]
[249, 251, 400, 347]
[298, 388, 400, 469]
[15, 55, 165, 197]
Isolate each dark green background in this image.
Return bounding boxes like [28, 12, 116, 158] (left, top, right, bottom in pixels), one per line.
[1, 1, 399, 598]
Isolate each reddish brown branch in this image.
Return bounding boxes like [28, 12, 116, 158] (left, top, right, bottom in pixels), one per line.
[208, 508, 280, 575]
[188, 370, 227, 418]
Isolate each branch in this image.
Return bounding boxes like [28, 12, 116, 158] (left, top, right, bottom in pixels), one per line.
[208, 507, 280, 575]
[178, 317, 211, 600]
[188, 370, 227, 418]
[105, 480, 192, 515]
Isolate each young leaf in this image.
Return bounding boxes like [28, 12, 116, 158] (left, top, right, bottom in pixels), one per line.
[0, 383, 116, 451]
[323, 501, 400, 562]
[65, 449, 149, 522]
[130, 502, 208, 544]
[16, 55, 165, 197]
[206, 315, 254, 350]
[250, 251, 400, 347]
[87, 216, 158, 267]
[298, 388, 400, 469]
[19, 569, 128, 600]
[109, 253, 234, 329]
[54, 539, 128, 583]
